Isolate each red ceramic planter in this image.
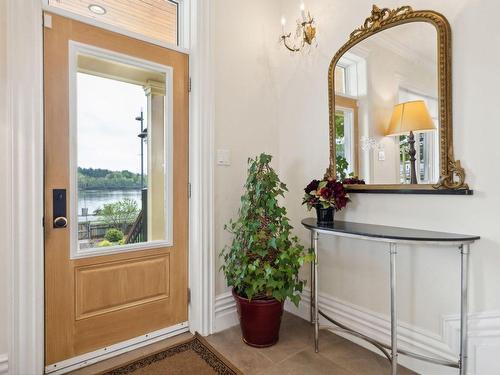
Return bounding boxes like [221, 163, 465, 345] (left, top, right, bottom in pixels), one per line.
[232, 288, 284, 347]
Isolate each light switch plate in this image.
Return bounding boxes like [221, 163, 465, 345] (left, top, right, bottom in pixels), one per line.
[217, 149, 231, 166]
[378, 150, 386, 161]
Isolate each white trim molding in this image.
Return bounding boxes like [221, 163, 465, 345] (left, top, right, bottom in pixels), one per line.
[188, 0, 215, 336]
[214, 292, 239, 333]
[0, 354, 8, 375]
[285, 288, 500, 375]
[7, 0, 45, 374]
[442, 311, 500, 375]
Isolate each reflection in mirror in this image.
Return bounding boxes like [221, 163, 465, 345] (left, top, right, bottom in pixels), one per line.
[334, 22, 439, 185]
[74, 48, 171, 253]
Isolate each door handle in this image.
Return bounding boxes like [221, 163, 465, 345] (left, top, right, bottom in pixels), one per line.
[53, 189, 68, 229]
[54, 216, 68, 228]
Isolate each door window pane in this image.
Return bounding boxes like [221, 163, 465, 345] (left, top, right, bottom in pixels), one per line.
[72, 45, 172, 255]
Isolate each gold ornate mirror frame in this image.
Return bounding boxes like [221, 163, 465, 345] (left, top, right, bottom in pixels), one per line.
[327, 5, 470, 192]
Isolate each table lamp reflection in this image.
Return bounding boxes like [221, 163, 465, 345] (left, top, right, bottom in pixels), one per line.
[386, 100, 436, 184]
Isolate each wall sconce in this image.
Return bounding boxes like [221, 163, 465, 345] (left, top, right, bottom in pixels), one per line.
[360, 136, 378, 152]
[280, 3, 317, 53]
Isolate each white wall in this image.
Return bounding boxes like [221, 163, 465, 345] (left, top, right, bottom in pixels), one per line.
[0, 0, 10, 361]
[214, 0, 500, 373]
[213, 0, 282, 294]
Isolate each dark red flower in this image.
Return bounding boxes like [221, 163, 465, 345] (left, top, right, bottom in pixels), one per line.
[304, 179, 320, 194]
[319, 187, 333, 200]
[335, 196, 348, 210]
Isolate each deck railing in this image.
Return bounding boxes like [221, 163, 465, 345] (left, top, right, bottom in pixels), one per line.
[78, 222, 133, 240]
[126, 210, 145, 244]
[126, 188, 148, 244]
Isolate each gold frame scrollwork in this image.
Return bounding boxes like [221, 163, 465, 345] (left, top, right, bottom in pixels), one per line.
[327, 5, 470, 191]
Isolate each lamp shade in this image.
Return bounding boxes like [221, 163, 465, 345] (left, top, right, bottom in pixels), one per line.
[386, 100, 436, 136]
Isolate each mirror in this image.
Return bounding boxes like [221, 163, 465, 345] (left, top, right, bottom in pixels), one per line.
[335, 22, 438, 185]
[327, 6, 470, 192]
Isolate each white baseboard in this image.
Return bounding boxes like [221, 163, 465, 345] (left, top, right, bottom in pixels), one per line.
[214, 292, 239, 333]
[213, 290, 500, 375]
[0, 354, 8, 375]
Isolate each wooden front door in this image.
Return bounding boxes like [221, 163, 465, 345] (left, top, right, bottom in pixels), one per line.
[44, 14, 189, 367]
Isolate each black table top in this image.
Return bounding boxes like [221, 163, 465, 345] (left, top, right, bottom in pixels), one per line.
[301, 218, 480, 243]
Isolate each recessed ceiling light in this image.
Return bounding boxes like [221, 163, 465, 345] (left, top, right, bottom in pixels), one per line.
[88, 4, 106, 15]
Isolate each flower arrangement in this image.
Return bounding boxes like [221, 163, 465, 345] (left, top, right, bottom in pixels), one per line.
[302, 178, 350, 211]
[342, 177, 366, 185]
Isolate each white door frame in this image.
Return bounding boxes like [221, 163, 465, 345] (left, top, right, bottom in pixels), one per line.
[6, 0, 215, 374]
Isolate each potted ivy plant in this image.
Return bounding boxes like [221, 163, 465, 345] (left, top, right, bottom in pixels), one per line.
[221, 154, 313, 347]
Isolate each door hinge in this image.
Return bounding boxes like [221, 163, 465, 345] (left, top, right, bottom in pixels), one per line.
[188, 288, 191, 304]
[188, 182, 192, 199]
[43, 13, 53, 29]
[188, 77, 192, 93]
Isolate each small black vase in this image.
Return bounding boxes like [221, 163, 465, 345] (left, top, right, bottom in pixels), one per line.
[314, 204, 334, 226]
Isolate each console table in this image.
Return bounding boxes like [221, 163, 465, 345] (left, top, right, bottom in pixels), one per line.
[302, 218, 480, 375]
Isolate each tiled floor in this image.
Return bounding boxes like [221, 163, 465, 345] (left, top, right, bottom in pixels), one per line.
[206, 312, 418, 375]
[71, 312, 418, 374]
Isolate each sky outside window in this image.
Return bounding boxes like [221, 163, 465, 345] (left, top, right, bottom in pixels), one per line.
[77, 72, 147, 173]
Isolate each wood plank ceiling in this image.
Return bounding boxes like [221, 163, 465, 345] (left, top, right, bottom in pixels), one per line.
[48, 0, 178, 45]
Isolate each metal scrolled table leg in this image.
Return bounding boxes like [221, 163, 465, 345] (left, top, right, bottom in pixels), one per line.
[390, 243, 398, 375]
[314, 230, 319, 353]
[310, 230, 315, 324]
[460, 244, 470, 375]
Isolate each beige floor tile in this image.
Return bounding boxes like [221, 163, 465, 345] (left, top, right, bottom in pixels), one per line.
[205, 325, 273, 374]
[260, 348, 355, 375]
[254, 314, 312, 363]
[319, 336, 382, 361]
[328, 357, 387, 375]
[319, 337, 419, 375]
[374, 355, 420, 375]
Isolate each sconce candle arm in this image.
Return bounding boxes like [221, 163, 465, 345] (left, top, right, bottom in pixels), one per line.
[281, 33, 302, 52]
[280, 9, 317, 53]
